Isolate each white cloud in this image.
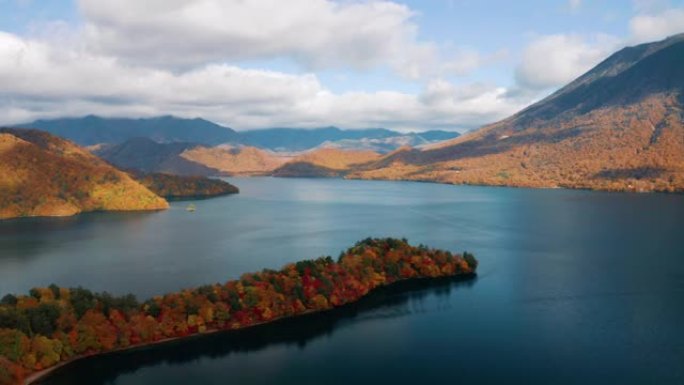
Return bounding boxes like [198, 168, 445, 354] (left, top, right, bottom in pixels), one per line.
[629, 8, 684, 43]
[515, 34, 619, 90]
[569, 0, 582, 11]
[0, 31, 527, 131]
[76, 0, 478, 79]
[514, 5, 683, 92]
[631, 0, 672, 13]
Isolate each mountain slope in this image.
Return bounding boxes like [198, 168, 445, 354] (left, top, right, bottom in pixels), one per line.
[95, 138, 221, 176]
[272, 148, 382, 177]
[21, 115, 238, 146]
[130, 172, 239, 200]
[93, 138, 383, 177]
[0, 129, 168, 219]
[181, 145, 292, 175]
[350, 34, 684, 192]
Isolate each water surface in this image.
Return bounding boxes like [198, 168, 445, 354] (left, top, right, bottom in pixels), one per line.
[1, 177, 683, 384]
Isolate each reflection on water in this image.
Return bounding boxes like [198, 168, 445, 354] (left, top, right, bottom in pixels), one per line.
[0, 212, 157, 261]
[36, 276, 476, 385]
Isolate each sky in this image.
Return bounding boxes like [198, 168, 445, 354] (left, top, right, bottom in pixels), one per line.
[0, 0, 683, 132]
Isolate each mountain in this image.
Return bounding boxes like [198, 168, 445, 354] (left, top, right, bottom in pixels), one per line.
[317, 130, 459, 153]
[238, 127, 393, 151]
[238, 127, 459, 152]
[130, 172, 239, 200]
[20, 115, 238, 146]
[0, 128, 168, 219]
[273, 148, 382, 178]
[181, 145, 292, 175]
[289, 148, 381, 169]
[95, 137, 221, 176]
[348, 34, 684, 192]
[19, 116, 460, 153]
[92, 137, 382, 177]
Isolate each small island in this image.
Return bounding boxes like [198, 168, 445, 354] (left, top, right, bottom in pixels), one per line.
[0, 238, 477, 385]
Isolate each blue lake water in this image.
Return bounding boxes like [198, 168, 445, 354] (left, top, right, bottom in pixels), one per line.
[1, 177, 683, 384]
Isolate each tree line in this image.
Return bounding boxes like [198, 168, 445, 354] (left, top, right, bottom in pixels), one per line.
[0, 238, 477, 385]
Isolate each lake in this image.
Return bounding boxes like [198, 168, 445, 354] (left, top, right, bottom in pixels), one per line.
[1, 177, 683, 384]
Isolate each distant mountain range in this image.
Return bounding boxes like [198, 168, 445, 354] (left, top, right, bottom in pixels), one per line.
[17, 115, 460, 177]
[18, 116, 460, 152]
[239, 127, 459, 152]
[343, 33, 684, 192]
[11, 34, 683, 193]
[20, 115, 239, 146]
[95, 138, 383, 177]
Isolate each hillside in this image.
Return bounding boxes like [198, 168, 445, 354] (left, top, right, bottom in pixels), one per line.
[0, 129, 168, 219]
[349, 34, 684, 192]
[291, 148, 381, 169]
[131, 172, 239, 200]
[273, 148, 382, 178]
[93, 139, 383, 178]
[181, 145, 292, 175]
[95, 138, 221, 176]
[20, 116, 238, 146]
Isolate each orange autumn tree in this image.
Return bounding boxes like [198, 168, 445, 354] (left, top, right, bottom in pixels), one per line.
[0, 238, 477, 385]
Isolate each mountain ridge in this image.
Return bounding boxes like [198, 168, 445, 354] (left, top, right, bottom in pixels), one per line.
[19, 115, 239, 146]
[95, 137, 222, 176]
[17, 116, 460, 153]
[345, 34, 684, 192]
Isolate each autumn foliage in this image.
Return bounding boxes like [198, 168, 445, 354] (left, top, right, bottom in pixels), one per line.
[0, 238, 476, 385]
[0, 129, 168, 219]
[131, 172, 239, 200]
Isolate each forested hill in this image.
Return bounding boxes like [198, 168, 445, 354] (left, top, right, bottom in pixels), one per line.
[131, 172, 239, 200]
[0, 128, 168, 219]
[0, 238, 477, 385]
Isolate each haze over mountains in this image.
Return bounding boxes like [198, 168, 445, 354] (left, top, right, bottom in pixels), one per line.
[22, 115, 239, 146]
[19, 116, 460, 153]
[239, 127, 459, 152]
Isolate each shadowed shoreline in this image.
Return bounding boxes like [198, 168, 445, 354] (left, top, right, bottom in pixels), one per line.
[33, 275, 477, 385]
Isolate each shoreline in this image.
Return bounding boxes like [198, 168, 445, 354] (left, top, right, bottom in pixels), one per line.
[24, 273, 475, 385]
[226, 174, 684, 195]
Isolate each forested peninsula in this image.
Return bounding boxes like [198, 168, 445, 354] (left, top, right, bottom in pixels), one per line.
[0, 238, 477, 385]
